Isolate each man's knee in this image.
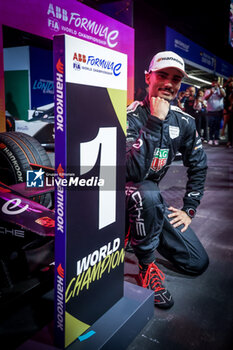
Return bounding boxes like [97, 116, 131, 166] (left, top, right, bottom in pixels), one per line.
[126, 180, 163, 208]
[192, 253, 209, 275]
[180, 252, 209, 276]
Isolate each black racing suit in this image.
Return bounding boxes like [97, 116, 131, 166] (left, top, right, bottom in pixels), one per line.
[126, 97, 209, 275]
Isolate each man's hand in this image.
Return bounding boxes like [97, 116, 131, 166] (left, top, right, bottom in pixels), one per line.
[168, 206, 192, 232]
[150, 96, 169, 120]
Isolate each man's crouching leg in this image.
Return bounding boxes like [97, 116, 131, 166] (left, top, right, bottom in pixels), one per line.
[125, 180, 174, 308]
[157, 206, 209, 276]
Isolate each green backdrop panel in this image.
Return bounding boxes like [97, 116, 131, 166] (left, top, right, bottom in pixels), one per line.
[5, 70, 29, 121]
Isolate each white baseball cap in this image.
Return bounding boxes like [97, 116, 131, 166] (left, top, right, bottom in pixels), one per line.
[146, 51, 188, 77]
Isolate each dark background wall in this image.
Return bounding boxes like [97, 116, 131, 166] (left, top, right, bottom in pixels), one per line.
[133, 0, 232, 94]
[133, 1, 167, 94]
[83, 0, 232, 95]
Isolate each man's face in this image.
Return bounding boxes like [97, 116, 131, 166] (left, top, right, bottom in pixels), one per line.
[145, 67, 183, 102]
[189, 87, 196, 96]
[198, 90, 204, 97]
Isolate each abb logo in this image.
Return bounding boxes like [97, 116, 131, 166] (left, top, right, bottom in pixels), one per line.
[73, 53, 86, 63]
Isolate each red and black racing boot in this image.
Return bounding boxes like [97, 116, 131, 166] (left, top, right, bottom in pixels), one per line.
[139, 261, 174, 309]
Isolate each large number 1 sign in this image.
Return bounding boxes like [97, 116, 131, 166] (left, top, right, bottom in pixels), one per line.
[54, 34, 127, 348]
[80, 127, 117, 230]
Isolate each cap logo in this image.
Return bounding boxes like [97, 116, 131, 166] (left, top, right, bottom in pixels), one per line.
[157, 56, 184, 67]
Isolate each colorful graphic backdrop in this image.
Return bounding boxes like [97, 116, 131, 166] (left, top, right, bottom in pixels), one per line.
[0, 0, 134, 131]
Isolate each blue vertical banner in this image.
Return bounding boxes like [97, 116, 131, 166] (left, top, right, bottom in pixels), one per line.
[53, 34, 127, 348]
[229, 0, 233, 47]
[166, 26, 216, 73]
[166, 26, 233, 78]
[216, 57, 233, 78]
[53, 35, 67, 348]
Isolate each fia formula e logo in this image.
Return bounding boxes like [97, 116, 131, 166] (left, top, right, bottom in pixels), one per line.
[26, 168, 44, 188]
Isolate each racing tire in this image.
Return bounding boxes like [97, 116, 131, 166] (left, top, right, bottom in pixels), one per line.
[0, 131, 52, 207]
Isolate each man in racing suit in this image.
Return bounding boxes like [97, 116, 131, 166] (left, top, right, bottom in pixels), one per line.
[126, 51, 209, 309]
